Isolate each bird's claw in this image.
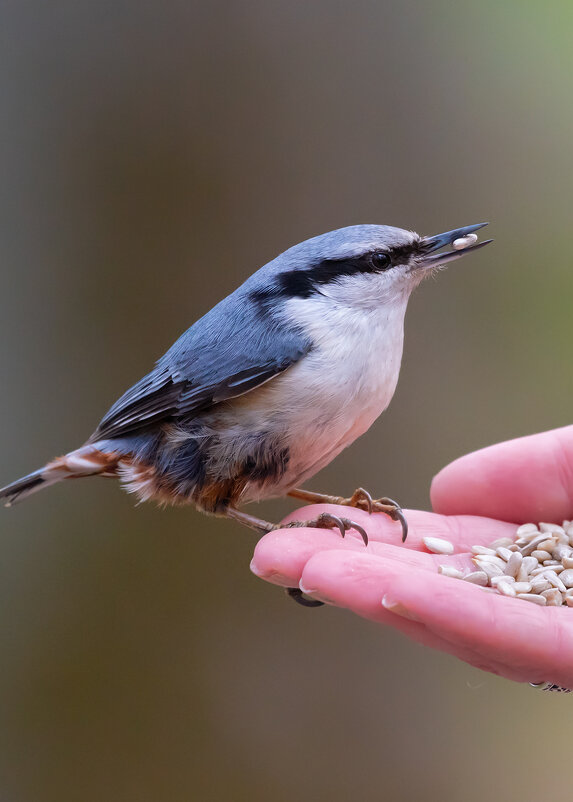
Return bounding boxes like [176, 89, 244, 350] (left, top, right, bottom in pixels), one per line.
[283, 491, 407, 608]
[285, 588, 324, 608]
[342, 490, 408, 543]
[285, 511, 369, 546]
[371, 496, 408, 542]
[349, 487, 374, 514]
[390, 505, 408, 543]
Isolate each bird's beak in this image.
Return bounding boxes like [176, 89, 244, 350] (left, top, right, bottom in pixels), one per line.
[419, 222, 492, 267]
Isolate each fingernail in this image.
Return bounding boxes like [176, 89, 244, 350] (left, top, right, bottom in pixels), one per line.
[381, 595, 420, 621]
[299, 580, 335, 605]
[249, 560, 294, 585]
[249, 559, 265, 577]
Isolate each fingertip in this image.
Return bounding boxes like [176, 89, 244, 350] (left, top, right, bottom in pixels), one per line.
[250, 530, 299, 586]
[431, 427, 573, 522]
[250, 524, 363, 587]
[430, 455, 474, 515]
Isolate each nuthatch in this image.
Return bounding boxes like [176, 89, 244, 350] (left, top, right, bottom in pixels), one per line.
[0, 223, 491, 602]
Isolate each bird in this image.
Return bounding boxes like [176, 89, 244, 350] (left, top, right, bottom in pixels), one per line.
[0, 222, 491, 604]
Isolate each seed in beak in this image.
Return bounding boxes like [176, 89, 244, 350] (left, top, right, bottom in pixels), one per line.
[452, 233, 478, 250]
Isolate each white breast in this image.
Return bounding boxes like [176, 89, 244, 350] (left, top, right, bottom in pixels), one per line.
[232, 290, 409, 500]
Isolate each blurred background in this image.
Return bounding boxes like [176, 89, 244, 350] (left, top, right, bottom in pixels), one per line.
[1, 1, 572, 800]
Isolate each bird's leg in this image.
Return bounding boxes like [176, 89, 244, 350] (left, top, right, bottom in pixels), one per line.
[226, 506, 371, 608]
[225, 506, 368, 546]
[288, 486, 408, 542]
[225, 506, 275, 535]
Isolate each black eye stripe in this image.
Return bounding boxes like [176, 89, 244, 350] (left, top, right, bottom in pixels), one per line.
[386, 241, 424, 263]
[249, 240, 423, 302]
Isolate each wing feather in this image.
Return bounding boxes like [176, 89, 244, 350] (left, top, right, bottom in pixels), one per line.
[91, 294, 309, 441]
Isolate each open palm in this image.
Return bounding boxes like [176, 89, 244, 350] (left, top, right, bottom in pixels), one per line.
[251, 426, 573, 689]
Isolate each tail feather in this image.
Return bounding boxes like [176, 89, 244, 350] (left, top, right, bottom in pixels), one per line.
[0, 467, 64, 506]
[0, 446, 121, 506]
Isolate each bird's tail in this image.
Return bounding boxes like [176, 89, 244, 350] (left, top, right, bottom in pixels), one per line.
[0, 445, 121, 506]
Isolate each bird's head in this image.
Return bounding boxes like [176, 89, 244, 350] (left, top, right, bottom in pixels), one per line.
[252, 223, 491, 312]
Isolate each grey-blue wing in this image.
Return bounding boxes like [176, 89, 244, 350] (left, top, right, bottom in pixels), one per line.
[91, 295, 310, 441]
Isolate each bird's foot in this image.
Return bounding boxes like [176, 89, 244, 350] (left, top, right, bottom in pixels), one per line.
[227, 499, 399, 610]
[284, 510, 368, 545]
[288, 487, 408, 542]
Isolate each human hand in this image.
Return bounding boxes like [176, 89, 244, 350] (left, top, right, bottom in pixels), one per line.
[250, 426, 573, 688]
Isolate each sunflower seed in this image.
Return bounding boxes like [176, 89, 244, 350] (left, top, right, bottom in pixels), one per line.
[542, 588, 563, 606]
[453, 233, 478, 249]
[490, 537, 516, 548]
[559, 569, 573, 588]
[552, 544, 572, 561]
[471, 545, 497, 556]
[490, 574, 516, 586]
[423, 536, 454, 555]
[521, 556, 539, 574]
[516, 524, 539, 536]
[529, 565, 564, 578]
[517, 593, 547, 605]
[540, 523, 566, 535]
[545, 571, 567, 592]
[497, 581, 517, 597]
[473, 554, 506, 569]
[506, 551, 523, 578]
[531, 550, 552, 562]
[479, 561, 504, 579]
[463, 571, 489, 585]
[530, 577, 551, 593]
[438, 565, 464, 579]
[520, 535, 552, 556]
[513, 582, 533, 593]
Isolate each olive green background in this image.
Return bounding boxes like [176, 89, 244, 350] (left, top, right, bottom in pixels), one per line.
[1, 2, 572, 800]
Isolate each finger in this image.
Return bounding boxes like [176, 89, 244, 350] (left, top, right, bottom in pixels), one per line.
[379, 562, 573, 687]
[299, 549, 573, 685]
[298, 549, 516, 678]
[280, 505, 517, 550]
[250, 526, 368, 587]
[250, 527, 448, 588]
[250, 512, 514, 592]
[431, 425, 573, 523]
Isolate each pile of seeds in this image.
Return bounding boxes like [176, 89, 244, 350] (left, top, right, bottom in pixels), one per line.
[423, 521, 573, 607]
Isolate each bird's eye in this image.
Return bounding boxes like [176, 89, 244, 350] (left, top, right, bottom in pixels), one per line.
[370, 252, 392, 271]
